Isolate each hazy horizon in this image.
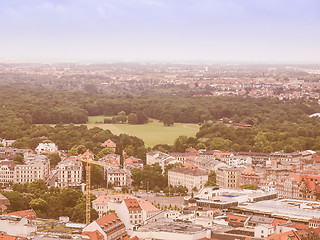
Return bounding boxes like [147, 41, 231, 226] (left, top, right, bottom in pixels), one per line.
[1, 0, 320, 64]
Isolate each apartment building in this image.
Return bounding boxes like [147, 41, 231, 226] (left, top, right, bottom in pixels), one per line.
[106, 168, 126, 187]
[117, 198, 143, 230]
[57, 157, 82, 188]
[82, 213, 127, 240]
[0, 160, 15, 185]
[276, 173, 320, 200]
[216, 167, 242, 188]
[168, 167, 208, 192]
[14, 155, 50, 183]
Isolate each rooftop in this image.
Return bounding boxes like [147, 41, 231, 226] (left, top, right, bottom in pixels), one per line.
[169, 167, 207, 176]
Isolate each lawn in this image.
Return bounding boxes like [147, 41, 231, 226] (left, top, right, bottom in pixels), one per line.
[87, 117, 199, 147]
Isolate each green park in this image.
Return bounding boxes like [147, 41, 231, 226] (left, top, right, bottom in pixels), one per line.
[87, 116, 199, 147]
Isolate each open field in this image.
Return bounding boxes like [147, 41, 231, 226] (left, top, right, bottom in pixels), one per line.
[88, 116, 199, 147]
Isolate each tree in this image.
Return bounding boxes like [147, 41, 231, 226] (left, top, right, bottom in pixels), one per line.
[13, 154, 24, 164]
[2, 191, 28, 211]
[121, 185, 129, 193]
[162, 114, 174, 126]
[29, 198, 48, 211]
[205, 171, 216, 186]
[174, 136, 188, 152]
[97, 147, 114, 158]
[117, 111, 127, 123]
[128, 113, 138, 124]
[240, 183, 258, 190]
[136, 111, 148, 124]
[48, 153, 61, 167]
[154, 186, 161, 193]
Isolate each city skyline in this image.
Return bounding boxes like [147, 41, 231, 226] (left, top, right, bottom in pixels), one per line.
[0, 0, 320, 63]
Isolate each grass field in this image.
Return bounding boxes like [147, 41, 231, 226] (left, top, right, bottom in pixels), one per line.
[87, 116, 199, 147]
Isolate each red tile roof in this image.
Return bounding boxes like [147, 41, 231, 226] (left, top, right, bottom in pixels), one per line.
[272, 219, 288, 227]
[95, 213, 123, 231]
[186, 148, 199, 155]
[286, 223, 309, 230]
[0, 235, 27, 240]
[124, 199, 142, 211]
[184, 162, 198, 170]
[267, 230, 297, 240]
[284, 173, 320, 193]
[101, 139, 116, 148]
[82, 230, 104, 240]
[6, 209, 36, 220]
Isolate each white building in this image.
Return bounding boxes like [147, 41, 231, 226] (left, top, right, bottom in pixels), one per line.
[254, 224, 274, 238]
[0, 139, 15, 147]
[106, 168, 127, 187]
[0, 160, 15, 185]
[92, 194, 160, 220]
[168, 167, 208, 192]
[131, 218, 211, 240]
[146, 151, 181, 173]
[35, 142, 58, 154]
[117, 198, 143, 232]
[227, 156, 252, 167]
[82, 212, 127, 240]
[14, 155, 50, 183]
[0, 217, 37, 237]
[56, 157, 82, 188]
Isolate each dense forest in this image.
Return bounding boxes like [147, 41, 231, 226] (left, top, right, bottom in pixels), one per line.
[1, 82, 320, 153]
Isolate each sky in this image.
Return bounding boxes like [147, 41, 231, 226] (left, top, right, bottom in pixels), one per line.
[0, 0, 319, 63]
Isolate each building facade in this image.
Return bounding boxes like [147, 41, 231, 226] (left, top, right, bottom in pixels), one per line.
[216, 167, 242, 188]
[106, 168, 127, 187]
[57, 157, 82, 188]
[168, 167, 208, 192]
[0, 160, 15, 185]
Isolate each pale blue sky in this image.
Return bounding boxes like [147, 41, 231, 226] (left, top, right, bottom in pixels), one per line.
[0, 0, 319, 63]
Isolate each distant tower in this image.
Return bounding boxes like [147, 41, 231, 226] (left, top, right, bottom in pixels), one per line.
[205, 66, 209, 72]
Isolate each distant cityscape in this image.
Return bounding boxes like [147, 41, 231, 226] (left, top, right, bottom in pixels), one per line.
[1, 63, 320, 99]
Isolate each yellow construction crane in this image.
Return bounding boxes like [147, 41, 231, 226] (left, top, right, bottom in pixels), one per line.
[77, 152, 119, 224]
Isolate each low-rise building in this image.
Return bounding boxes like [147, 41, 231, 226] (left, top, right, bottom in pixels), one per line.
[309, 218, 320, 228]
[117, 198, 143, 231]
[99, 154, 121, 167]
[276, 173, 320, 200]
[6, 209, 37, 220]
[100, 139, 117, 153]
[131, 218, 211, 240]
[124, 157, 143, 171]
[82, 212, 127, 240]
[146, 151, 180, 173]
[35, 142, 58, 154]
[92, 194, 160, 219]
[0, 217, 37, 237]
